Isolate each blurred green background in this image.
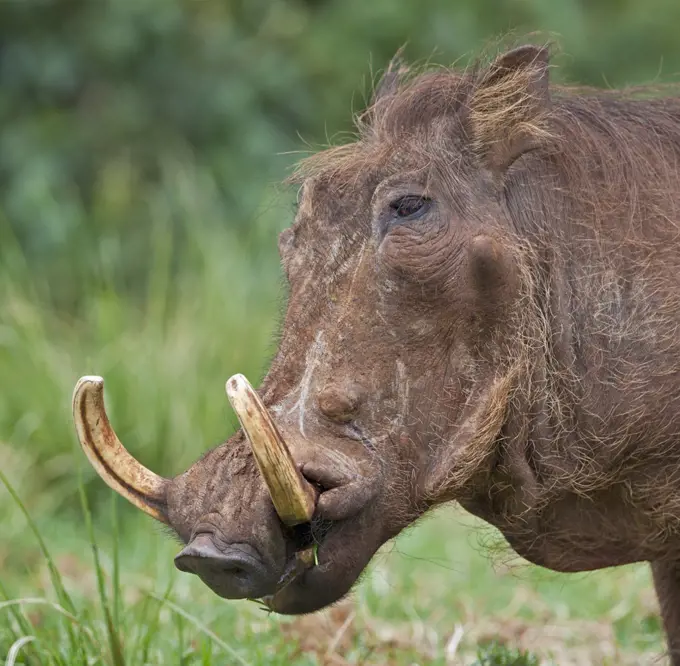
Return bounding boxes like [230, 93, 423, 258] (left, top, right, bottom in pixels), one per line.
[2, 1, 680, 663]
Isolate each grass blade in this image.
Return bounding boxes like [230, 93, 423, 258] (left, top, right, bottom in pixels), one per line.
[138, 578, 174, 664]
[111, 495, 121, 635]
[127, 593, 152, 660]
[0, 470, 85, 664]
[147, 593, 252, 666]
[175, 611, 185, 665]
[0, 579, 37, 654]
[0, 598, 99, 646]
[0, 596, 103, 666]
[5, 636, 36, 666]
[78, 477, 125, 666]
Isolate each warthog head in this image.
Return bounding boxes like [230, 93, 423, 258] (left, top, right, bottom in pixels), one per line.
[74, 45, 548, 613]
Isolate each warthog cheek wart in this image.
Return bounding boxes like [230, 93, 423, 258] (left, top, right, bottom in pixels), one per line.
[316, 382, 362, 422]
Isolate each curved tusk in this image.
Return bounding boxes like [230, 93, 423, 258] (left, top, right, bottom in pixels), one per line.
[226, 374, 316, 526]
[73, 376, 169, 523]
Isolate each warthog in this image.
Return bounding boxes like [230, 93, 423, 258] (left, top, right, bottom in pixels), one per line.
[74, 44, 680, 661]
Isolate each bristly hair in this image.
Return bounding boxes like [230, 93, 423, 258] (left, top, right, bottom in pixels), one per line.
[290, 40, 680, 191]
[289, 43, 552, 183]
[288, 67, 472, 184]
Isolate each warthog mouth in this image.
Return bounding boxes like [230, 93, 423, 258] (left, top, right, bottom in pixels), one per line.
[259, 510, 385, 615]
[258, 524, 321, 605]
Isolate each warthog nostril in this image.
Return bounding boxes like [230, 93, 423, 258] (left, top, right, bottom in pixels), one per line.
[174, 534, 273, 599]
[317, 383, 363, 422]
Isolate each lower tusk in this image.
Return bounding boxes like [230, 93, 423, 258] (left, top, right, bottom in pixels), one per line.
[225, 374, 317, 526]
[73, 376, 169, 523]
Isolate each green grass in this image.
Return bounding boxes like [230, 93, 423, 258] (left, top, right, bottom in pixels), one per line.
[0, 161, 669, 664]
[0, 485, 665, 665]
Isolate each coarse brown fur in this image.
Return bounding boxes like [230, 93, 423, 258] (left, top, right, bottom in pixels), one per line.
[139, 43, 680, 663]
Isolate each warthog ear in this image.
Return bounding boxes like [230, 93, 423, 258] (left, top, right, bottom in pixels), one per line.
[469, 45, 551, 174]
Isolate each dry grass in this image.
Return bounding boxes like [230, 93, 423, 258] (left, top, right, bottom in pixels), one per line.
[280, 594, 664, 665]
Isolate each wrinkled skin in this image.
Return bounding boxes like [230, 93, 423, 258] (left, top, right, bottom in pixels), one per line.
[160, 44, 680, 661]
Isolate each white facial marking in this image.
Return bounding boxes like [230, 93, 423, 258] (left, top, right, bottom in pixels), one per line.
[334, 241, 367, 329]
[328, 237, 342, 264]
[394, 359, 410, 427]
[287, 330, 326, 438]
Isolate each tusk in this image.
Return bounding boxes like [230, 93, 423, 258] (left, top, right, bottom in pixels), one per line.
[226, 374, 316, 526]
[73, 376, 169, 523]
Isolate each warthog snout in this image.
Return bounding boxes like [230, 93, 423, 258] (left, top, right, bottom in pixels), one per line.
[174, 535, 274, 599]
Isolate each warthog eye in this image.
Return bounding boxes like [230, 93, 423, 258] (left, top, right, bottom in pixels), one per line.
[390, 195, 431, 220]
